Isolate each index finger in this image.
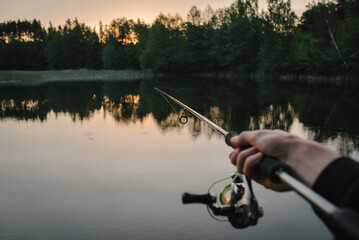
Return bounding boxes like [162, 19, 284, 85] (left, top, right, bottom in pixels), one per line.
[230, 130, 272, 149]
[230, 130, 258, 148]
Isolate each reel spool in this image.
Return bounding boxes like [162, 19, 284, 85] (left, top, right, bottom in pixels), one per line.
[182, 172, 263, 229]
[219, 184, 233, 205]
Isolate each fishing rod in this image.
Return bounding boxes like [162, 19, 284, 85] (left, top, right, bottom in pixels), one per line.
[155, 87, 359, 239]
[155, 87, 263, 228]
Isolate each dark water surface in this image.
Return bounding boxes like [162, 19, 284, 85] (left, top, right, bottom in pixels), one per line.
[0, 77, 358, 239]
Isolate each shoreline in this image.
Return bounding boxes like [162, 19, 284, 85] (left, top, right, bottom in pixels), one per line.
[0, 70, 357, 86]
[0, 70, 153, 84]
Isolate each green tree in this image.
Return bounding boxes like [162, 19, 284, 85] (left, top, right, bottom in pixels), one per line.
[102, 18, 143, 69]
[336, 0, 359, 73]
[132, 19, 149, 68]
[44, 31, 65, 69]
[102, 44, 122, 69]
[226, 0, 261, 72]
[259, 0, 297, 73]
[298, 0, 359, 74]
[183, 6, 209, 72]
[45, 19, 101, 69]
[140, 13, 186, 72]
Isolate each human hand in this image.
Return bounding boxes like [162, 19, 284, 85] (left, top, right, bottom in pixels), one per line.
[229, 130, 339, 191]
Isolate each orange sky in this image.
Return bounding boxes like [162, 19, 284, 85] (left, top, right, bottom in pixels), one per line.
[0, 0, 309, 28]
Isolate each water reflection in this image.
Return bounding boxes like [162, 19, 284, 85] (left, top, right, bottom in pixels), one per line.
[0, 78, 358, 156]
[0, 78, 358, 240]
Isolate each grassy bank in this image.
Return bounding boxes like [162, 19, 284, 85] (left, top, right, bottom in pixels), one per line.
[0, 70, 357, 87]
[195, 71, 358, 86]
[0, 70, 153, 84]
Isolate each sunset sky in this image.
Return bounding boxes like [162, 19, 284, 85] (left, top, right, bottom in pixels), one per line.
[0, 0, 310, 28]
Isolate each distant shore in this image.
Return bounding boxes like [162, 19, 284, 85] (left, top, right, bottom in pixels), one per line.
[0, 70, 357, 87]
[0, 70, 153, 84]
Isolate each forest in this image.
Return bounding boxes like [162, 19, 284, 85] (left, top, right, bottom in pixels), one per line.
[0, 0, 358, 75]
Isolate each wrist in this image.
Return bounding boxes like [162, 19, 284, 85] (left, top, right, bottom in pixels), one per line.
[288, 139, 340, 187]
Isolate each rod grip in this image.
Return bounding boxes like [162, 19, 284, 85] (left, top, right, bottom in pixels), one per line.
[182, 193, 216, 205]
[258, 156, 288, 183]
[225, 131, 288, 183]
[330, 208, 359, 240]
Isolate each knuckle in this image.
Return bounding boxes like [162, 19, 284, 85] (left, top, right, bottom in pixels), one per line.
[230, 155, 236, 165]
[253, 129, 268, 140]
[238, 150, 245, 160]
[238, 131, 247, 139]
[242, 164, 249, 176]
[272, 129, 283, 135]
[237, 149, 248, 162]
[284, 133, 297, 141]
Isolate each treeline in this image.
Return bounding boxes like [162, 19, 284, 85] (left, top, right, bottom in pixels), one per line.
[0, 0, 358, 74]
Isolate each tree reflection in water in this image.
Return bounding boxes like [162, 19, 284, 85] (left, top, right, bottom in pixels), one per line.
[0, 77, 358, 156]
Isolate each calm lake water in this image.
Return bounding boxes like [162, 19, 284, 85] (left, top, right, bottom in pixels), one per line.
[0, 77, 358, 240]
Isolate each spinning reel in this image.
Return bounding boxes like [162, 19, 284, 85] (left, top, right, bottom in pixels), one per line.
[182, 172, 263, 228]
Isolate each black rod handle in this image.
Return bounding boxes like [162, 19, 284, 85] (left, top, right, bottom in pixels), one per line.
[258, 156, 288, 183]
[225, 132, 288, 183]
[225, 131, 239, 148]
[182, 193, 216, 205]
[330, 208, 359, 240]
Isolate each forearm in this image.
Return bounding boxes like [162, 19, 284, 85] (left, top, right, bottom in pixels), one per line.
[287, 139, 340, 188]
[313, 157, 359, 210]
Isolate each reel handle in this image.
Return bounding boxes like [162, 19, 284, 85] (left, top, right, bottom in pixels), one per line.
[182, 193, 216, 205]
[225, 131, 288, 184]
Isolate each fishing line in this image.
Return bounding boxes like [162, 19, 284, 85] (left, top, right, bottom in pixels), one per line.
[159, 91, 178, 114]
[323, 90, 347, 129]
[159, 91, 188, 124]
[206, 176, 231, 222]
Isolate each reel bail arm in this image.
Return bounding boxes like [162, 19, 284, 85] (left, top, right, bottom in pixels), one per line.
[182, 172, 263, 229]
